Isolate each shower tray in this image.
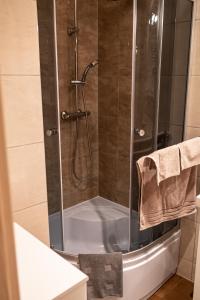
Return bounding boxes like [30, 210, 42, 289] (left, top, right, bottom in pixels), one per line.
[49, 197, 130, 254]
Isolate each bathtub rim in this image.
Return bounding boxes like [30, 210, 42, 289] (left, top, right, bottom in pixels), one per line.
[54, 224, 180, 265]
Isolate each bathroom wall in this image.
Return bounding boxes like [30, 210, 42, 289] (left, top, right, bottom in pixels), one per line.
[98, 0, 133, 207]
[177, 0, 200, 282]
[177, 209, 200, 282]
[0, 0, 49, 244]
[56, 0, 99, 209]
[194, 203, 200, 299]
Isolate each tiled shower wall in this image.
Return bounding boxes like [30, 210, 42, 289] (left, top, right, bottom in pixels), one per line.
[56, 0, 99, 209]
[54, 0, 133, 209]
[98, 0, 133, 208]
[177, 0, 200, 282]
[0, 0, 49, 244]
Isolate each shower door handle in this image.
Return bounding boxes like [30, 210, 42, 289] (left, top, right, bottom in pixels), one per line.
[135, 128, 145, 137]
[45, 128, 58, 137]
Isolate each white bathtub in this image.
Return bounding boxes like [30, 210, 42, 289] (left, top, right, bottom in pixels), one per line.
[50, 197, 181, 300]
[116, 228, 180, 300]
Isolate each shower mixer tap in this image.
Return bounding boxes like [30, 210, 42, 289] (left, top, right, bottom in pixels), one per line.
[61, 110, 91, 121]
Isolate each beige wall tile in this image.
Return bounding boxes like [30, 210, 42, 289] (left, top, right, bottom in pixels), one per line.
[0, 0, 50, 247]
[192, 263, 196, 282]
[14, 202, 49, 245]
[197, 207, 200, 223]
[186, 211, 197, 222]
[185, 76, 200, 127]
[1, 76, 44, 147]
[196, 0, 200, 20]
[191, 21, 200, 75]
[194, 224, 200, 261]
[185, 126, 200, 139]
[7, 143, 47, 212]
[177, 257, 193, 281]
[194, 221, 200, 298]
[180, 218, 196, 262]
[0, 0, 40, 75]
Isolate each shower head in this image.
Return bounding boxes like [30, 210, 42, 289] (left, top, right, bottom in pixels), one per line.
[81, 60, 98, 83]
[89, 60, 98, 68]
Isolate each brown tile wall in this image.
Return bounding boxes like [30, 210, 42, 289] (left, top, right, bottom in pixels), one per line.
[56, 0, 98, 209]
[98, 0, 133, 207]
[39, 0, 133, 212]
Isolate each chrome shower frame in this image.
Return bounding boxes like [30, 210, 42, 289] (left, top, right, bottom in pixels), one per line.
[53, 0, 65, 250]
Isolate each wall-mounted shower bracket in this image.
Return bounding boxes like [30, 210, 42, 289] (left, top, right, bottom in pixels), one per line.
[70, 80, 86, 85]
[68, 26, 79, 36]
[61, 110, 90, 121]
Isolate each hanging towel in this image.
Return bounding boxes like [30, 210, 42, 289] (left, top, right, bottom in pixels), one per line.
[79, 253, 123, 299]
[178, 137, 200, 170]
[137, 144, 197, 230]
[147, 145, 180, 185]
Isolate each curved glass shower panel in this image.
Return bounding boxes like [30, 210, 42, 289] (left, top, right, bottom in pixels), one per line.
[130, 0, 193, 251]
[154, 0, 193, 240]
[54, 0, 133, 255]
[131, 0, 164, 251]
[37, 0, 64, 251]
[37, 0, 193, 256]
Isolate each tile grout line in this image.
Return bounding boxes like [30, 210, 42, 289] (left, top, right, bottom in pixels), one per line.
[13, 201, 47, 214]
[0, 74, 41, 77]
[7, 140, 44, 149]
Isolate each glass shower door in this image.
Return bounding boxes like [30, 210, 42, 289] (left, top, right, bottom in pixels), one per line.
[130, 0, 193, 251]
[130, 0, 164, 251]
[131, 0, 164, 250]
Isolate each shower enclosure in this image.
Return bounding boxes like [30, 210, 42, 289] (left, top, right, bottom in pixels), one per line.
[37, 0, 193, 256]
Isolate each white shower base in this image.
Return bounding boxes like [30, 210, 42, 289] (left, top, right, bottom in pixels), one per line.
[50, 197, 130, 254]
[49, 197, 181, 300]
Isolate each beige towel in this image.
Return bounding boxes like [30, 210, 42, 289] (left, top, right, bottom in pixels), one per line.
[178, 137, 200, 170]
[137, 150, 197, 230]
[147, 145, 180, 185]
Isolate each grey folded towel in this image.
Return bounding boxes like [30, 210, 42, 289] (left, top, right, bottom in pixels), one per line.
[79, 253, 123, 299]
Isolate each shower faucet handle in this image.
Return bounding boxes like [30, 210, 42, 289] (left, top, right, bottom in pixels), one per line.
[135, 128, 145, 137]
[61, 110, 90, 121]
